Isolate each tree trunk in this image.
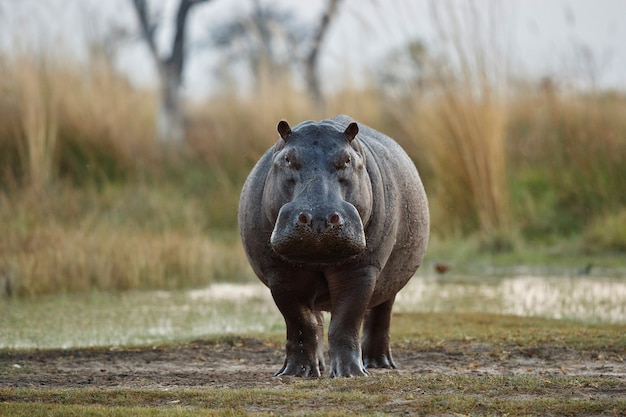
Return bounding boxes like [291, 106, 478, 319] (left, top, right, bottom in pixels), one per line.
[157, 64, 184, 143]
[131, 0, 210, 143]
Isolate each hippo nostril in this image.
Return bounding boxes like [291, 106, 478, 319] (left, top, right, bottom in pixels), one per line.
[296, 211, 342, 231]
[298, 212, 311, 224]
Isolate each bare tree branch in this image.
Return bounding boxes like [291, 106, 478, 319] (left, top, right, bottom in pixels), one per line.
[169, 0, 211, 80]
[131, 0, 160, 65]
[306, 0, 341, 111]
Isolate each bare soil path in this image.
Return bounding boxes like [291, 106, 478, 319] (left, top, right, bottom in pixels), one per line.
[2, 337, 625, 391]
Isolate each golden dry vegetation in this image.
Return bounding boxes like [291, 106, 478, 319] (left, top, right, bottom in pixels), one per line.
[1, 27, 625, 297]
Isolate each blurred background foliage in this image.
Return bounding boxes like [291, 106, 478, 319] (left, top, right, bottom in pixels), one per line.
[0, 0, 625, 297]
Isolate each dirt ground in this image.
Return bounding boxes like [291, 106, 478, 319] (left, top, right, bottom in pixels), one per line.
[1, 337, 625, 390]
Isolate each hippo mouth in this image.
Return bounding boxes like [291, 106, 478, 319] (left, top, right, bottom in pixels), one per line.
[270, 203, 366, 264]
[271, 229, 366, 264]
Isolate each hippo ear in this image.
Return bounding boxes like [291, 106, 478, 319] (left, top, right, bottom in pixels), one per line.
[344, 122, 359, 143]
[277, 120, 292, 142]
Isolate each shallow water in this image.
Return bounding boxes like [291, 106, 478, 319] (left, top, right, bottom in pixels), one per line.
[395, 275, 626, 321]
[2, 273, 625, 349]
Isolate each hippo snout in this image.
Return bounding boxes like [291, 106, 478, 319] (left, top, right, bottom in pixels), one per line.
[270, 202, 366, 263]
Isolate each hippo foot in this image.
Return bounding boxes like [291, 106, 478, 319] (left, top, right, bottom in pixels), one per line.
[275, 356, 322, 378]
[328, 351, 369, 377]
[328, 362, 369, 378]
[363, 354, 397, 369]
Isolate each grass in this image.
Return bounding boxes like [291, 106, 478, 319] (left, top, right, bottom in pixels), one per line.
[4, 275, 625, 349]
[584, 208, 626, 253]
[507, 87, 626, 242]
[1, 313, 625, 416]
[391, 312, 626, 351]
[2, 380, 625, 416]
[0, 283, 278, 349]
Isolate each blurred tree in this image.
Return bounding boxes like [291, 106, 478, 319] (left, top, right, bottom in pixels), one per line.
[210, 0, 342, 110]
[375, 39, 440, 100]
[210, 0, 309, 89]
[131, 0, 212, 143]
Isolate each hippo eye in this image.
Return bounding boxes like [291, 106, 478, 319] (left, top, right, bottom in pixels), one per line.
[283, 152, 299, 169]
[336, 154, 352, 170]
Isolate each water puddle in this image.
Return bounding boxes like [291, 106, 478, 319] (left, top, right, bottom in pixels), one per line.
[395, 275, 626, 321]
[2, 274, 625, 349]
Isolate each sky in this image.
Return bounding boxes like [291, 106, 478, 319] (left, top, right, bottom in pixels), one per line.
[1, 0, 625, 98]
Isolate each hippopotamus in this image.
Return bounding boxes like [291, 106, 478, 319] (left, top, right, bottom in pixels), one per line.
[238, 115, 429, 377]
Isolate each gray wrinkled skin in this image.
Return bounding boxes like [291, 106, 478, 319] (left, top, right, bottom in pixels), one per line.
[238, 115, 429, 377]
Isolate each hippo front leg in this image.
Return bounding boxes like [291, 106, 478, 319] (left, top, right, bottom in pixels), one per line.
[326, 267, 377, 377]
[270, 272, 324, 377]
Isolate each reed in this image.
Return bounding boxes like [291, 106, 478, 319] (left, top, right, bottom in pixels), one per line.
[0, 48, 157, 188]
[9, 51, 59, 191]
[379, 1, 511, 248]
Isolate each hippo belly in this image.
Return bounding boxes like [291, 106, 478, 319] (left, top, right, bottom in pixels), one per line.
[238, 114, 429, 377]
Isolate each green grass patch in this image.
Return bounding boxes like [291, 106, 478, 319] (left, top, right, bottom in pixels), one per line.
[391, 312, 626, 351]
[1, 375, 625, 416]
[583, 208, 626, 253]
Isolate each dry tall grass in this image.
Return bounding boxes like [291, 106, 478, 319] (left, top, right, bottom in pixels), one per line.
[10, 51, 59, 191]
[1, 48, 157, 187]
[0, 51, 250, 297]
[377, 2, 511, 245]
[56, 53, 157, 175]
[421, 93, 509, 239]
[0, 185, 252, 297]
[0, 222, 250, 297]
[424, 2, 510, 243]
[1, 23, 626, 297]
[187, 73, 315, 171]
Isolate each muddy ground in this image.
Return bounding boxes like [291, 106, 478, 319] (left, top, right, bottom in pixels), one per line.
[1, 337, 625, 390]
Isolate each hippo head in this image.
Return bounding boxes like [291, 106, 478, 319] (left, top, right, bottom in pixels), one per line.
[263, 120, 373, 264]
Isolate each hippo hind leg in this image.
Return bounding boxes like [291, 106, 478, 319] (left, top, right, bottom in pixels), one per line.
[361, 297, 397, 369]
[315, 310, 326, 372]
